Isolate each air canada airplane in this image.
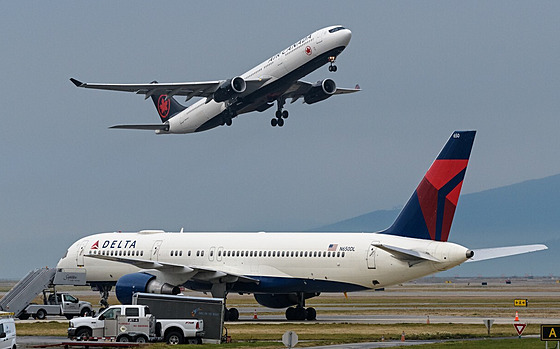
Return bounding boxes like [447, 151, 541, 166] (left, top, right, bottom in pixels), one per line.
[70, 25, 360, 134]
[56, 131, 546, 321]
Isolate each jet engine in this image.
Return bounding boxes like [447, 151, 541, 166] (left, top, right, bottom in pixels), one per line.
[254, 293, 319, 308]
[115, 272, 180, 304]
[303, 79, 337, 104]
[213, 76, 246, 102]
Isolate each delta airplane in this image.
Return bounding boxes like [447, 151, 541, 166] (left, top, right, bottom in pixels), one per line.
[56, 131, 547, 321]
[70, 25, 360, 133]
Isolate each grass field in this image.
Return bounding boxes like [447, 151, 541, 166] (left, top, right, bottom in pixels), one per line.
[9, 278, 560, 348]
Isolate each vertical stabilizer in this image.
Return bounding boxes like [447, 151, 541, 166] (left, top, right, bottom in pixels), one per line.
[383, 131, 476, 241]
[150, 92, 186, 123]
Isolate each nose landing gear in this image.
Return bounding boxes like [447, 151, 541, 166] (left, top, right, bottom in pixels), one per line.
[328, 56, 338, 72]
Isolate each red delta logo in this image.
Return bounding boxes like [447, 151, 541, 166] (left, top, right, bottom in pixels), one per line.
[158, 95, 170, 119]
[91, 241, 99, 250]
[305, 46, 312, 56]
[417, 159, 468, 242]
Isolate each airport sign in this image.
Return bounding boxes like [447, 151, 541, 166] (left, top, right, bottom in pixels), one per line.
[541, 324, 560, 341]
[514, 323, 527, 336]
[514, 299, 528, 307]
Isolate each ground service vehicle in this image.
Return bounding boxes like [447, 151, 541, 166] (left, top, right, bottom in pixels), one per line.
[68, 305, 204, 344]
[0, 312, 16, 349]
[23, 292, 92, 320]
[133, 293, 223, 344]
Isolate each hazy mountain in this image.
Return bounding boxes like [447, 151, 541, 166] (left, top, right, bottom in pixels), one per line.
[314, 174, 560, 276]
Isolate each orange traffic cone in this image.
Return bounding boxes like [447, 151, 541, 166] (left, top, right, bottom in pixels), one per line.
[401, 331, 405, 342]
[253, 309, 258, 319]
[514, 311, 519, 321]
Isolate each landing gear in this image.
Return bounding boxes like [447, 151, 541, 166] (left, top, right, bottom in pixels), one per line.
[284, 292, 317, 320]
[96, 284, 112, 309]
[328, 56, 338, 72]
[285, 306, 316, 321]
[211, 283, 239, 321]
[271, 98, 288, 127]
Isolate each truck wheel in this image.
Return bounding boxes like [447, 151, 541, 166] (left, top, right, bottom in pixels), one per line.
[80, 308, 91, 317]
[18, 313, 30, 320]
[117, 335, 130, 342]
[65, 314, 74, 320]
[165, 331, 184, 345]
[35, 309, 47, 320]
[75, 328, 92, 340]
[135, 336, 147, 343]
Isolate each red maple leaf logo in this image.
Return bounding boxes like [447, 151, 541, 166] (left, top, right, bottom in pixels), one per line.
[305, 46, 312, 56]
[158, 95, 170, 118]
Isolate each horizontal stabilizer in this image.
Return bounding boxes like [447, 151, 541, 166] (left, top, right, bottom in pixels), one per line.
[374, 244, 440, 262]
[466, 244, 548, 262]
[109, 124, 169, 131]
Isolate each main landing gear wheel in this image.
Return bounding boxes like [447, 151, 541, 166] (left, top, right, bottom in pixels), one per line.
[285, 306, 316, 321]
[271, 117, 285, 127]
[225, 307, 239, 321]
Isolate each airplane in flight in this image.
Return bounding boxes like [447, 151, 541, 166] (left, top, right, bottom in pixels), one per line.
[70, 25, 360, 134]
[56, 131, 547, 321]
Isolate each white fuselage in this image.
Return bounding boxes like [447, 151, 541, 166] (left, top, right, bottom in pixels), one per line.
[164, 25, 352, 134]
[57, 230, 470, 293]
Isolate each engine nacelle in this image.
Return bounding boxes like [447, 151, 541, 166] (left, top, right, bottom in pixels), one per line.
[213, 76, 246, 103]
[303, 79, 337, 104]
[254, 293, 320, 309]
[115, 272, 180, 304]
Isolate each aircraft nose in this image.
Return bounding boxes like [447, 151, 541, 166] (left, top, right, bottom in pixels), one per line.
[340, 29, 352, 46]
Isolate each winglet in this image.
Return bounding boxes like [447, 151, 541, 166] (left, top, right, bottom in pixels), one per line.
[70, 78, 84, 87]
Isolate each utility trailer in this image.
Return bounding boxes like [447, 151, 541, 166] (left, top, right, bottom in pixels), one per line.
[133, 293, 224, 344]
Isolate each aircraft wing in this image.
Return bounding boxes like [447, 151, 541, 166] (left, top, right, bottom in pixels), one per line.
[85, 254, 258, 284]
[466, 244, 548, 262]
[85, 254, 193, 272]
[286, 80, 361, 103]
[70, 77, 271, 101]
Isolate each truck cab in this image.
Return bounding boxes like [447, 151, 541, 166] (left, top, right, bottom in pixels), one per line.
[0, 312, 16, 349]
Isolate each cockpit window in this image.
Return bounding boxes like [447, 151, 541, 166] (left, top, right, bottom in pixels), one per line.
[329, 26, 345, 33]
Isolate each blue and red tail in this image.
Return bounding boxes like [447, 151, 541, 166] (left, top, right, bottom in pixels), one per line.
[383, 131, 476, 242]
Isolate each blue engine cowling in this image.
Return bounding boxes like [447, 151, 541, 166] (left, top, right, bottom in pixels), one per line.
[115, 272, 180, 304]
[254, 293, 320, 309]
[303, 79, 336, 104]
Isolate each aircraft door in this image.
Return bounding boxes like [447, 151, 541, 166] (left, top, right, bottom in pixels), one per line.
[367, 242, 379, 269]
[76, 240, 89, 267]
[150, 240, 163, 261]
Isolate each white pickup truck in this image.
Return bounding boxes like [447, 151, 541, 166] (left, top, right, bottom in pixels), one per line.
[21, 292, 92, 320]
[68, 305, 204, 344]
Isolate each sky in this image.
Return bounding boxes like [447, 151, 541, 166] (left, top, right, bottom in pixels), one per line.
[1, 1, 559, 279]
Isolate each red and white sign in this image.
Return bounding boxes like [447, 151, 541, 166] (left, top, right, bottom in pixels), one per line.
[514, 323, 527, 336]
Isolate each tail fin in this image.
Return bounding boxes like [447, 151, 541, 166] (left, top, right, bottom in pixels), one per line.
[383, 131, 476, 241]
[150, 92, 186, 123]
